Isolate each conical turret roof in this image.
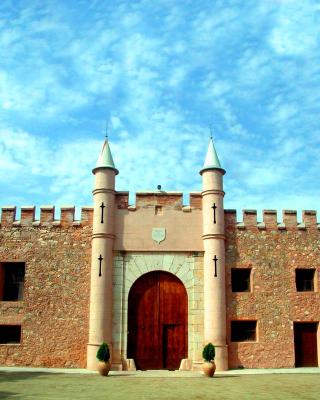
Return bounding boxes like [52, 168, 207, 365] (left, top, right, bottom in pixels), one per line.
[200, 138, 225, 175]
[92, 139, 119, 174]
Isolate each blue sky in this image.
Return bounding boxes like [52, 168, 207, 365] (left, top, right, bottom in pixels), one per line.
[0, 0, 319, 221]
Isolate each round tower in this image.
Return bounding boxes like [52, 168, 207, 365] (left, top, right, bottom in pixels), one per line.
[200, 139, 228, 371]
[87, 139, 118, 370]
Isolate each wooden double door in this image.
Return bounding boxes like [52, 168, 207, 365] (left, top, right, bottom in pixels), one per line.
[294, 322, 318, 367]
[127, 271, 188, 370]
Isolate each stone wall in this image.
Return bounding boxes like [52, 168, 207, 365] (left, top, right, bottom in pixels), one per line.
[0, 207, 92, 367]
[0, 202, 319, 369]
[225, 210, 320, 368]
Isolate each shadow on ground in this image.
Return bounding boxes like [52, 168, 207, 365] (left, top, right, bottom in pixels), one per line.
[0, 371, 63, 382]
[1, 372, 320, 400]
[0, 392, 19, 400]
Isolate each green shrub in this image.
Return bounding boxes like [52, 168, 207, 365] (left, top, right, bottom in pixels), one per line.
[96, 342, 110, 362]
[202, 343, 215, 362]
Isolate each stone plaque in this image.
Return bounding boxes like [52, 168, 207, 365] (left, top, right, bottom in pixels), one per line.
[152, 228, 166, 244]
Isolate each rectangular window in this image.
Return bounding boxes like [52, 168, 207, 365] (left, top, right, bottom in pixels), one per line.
[296, 269, 315, 292]
[155, 205, 163, 215]
[231, 321, 257, 342]
[231, 268, 251, 292]
[0, 325, 21, 344]
[0, 262, 25, 301]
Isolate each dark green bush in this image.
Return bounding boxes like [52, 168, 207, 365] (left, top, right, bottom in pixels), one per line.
[96, 342, 110, 362]
[202, 343, 215, 362]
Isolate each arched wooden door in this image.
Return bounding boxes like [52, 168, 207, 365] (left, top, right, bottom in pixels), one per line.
[127, 271, 188, 370]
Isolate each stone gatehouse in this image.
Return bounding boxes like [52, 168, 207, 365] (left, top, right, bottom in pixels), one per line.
[0, 139, 319, 370]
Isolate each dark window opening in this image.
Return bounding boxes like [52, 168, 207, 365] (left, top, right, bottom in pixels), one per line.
[0, 325, 21, 344]
[231, 268, 251, 292]
[231, 320, 257, 342]
[155, 205, 163, 215]
[0, 262, 25, 301]
[296, 269, 315, 292]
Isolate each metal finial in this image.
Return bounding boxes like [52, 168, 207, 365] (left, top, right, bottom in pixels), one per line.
[105, 119, 109, 139]
[209, 125, 213, 140]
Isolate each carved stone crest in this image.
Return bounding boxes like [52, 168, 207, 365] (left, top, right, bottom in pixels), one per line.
[152, 228, 166, 244]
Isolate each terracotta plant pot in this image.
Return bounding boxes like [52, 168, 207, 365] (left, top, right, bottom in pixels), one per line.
[202, 361, 216, 377]
[97, 361, 111, 376]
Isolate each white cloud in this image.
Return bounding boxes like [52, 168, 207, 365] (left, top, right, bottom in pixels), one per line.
[269, 1, 319, 56]
[0, 128, 99, 205]
[0, 0, 319, 217]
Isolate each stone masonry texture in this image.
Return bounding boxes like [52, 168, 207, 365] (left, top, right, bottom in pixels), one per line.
[0, 202, 319, 369]
[225, 211, 320, 369]
[0, 219, 92, 368]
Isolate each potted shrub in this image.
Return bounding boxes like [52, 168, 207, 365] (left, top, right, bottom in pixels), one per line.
[96, 342, 111, 376]
[202, 343, 216, 377]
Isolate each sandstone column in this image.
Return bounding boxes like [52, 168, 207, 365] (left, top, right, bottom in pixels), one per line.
[200, 139, 228, 371]
[87, 139, 118, 370]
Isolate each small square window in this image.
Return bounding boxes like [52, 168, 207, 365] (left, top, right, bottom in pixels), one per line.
[0, 262, 25, 301]
[0, 325, 21, 344]
[231, 321, 257, 342]
[231, 268, 251, 292]
[295, 269, 315, 292]
[155, 205, 163, 215]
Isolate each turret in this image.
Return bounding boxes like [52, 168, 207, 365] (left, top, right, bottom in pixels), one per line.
[87, 139, 118, 370]
[200, 138, 228, 371]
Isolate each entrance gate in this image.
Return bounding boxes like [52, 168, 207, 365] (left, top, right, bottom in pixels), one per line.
[127, 271, 188, 370]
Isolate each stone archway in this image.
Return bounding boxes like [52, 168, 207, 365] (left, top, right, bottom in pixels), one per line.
[111, 252, 204, 370]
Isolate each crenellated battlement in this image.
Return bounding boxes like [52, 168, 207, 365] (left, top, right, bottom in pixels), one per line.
[1, 201, 319, 231]
[114, 191, 202, 210]
[0, 192, 204, 228]
[0, 205, 94, 228]
[224, 209, 320, 231]
[0, 191, 201, 227]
